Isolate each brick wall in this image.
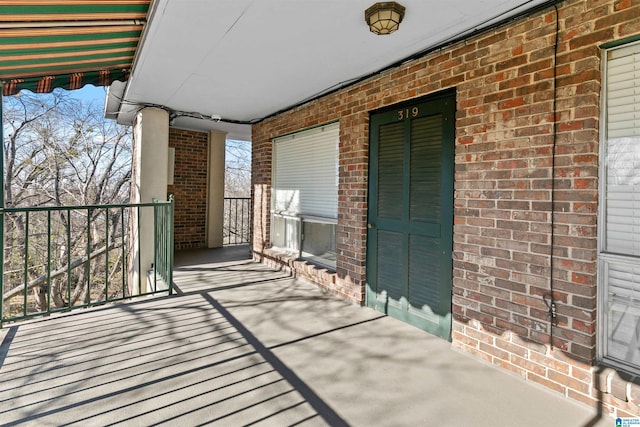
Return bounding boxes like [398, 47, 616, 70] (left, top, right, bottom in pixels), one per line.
[251, 0, 640, 417]
[168, 128, 208, 250]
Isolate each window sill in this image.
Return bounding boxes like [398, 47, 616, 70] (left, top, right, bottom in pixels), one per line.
[596, 364, 640, 404]
[263, 247, 337, 283]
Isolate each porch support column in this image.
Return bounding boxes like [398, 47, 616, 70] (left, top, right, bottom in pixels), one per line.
[131, 107, 169, 294]
[206, 130, 226, 248]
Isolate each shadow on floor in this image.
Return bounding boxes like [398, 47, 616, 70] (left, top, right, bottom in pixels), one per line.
[0, 246, 610, 426]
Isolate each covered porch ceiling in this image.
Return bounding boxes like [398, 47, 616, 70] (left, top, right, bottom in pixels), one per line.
[108, 0, 556, 141]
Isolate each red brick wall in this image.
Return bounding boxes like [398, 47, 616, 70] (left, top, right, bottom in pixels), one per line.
[251, 0, 640, 417]
[168, 128, 208, 250]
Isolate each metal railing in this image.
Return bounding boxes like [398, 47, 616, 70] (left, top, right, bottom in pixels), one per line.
[0, 198, 174, 326]
[223, 197, 251, 245]
[152, 197, 174, 292]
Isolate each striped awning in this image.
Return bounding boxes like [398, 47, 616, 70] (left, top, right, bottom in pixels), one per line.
[0, 0, 151, 96]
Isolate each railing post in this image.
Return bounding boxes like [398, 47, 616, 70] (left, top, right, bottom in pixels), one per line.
[240, 198, 245, 245]
[47, 210, 51, 313]
[223, 198, 228, 246]
[168, 195, 174, 295]
[121, 206, 126, 298]
[137, 204, 141, 295]
[23, 212, 29, 318]
[152, 199, 158, 293]
[66, 208, 71, 309]
[86, 208, 91, 305]
[105, 208, 109, 301]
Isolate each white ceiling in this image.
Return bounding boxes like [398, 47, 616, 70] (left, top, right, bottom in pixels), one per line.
[109, 0, 553, 141]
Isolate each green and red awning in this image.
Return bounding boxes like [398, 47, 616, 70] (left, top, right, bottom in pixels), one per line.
[0, 0, 151, 95]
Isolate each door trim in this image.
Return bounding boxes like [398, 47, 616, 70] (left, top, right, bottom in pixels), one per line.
[365, 89, 456, 340]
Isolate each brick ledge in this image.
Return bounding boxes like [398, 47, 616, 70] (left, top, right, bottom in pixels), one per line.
[254, 248, 362, 304]
[596, 365, 640, 407]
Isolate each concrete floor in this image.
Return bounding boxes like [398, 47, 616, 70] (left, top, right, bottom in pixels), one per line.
[0, 245, 610, 426]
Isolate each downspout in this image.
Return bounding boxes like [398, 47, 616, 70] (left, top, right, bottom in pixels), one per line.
[544, 4, 561, 347]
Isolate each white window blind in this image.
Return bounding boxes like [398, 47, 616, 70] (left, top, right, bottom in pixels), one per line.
[601, 41, 640, 372]
[272, 122, 339, 219]
[605, 44, 640, 256]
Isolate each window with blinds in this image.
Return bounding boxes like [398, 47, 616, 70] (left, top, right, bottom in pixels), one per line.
[271, 122, 339, 269]
[600, 41, 640, 372]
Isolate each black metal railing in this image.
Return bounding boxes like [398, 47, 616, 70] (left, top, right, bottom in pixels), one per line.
[0, 198, 174, 325]
[223, 197, 251, 245]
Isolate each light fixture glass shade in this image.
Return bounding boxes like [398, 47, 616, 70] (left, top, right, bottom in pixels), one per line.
[365, 2, 405, 35]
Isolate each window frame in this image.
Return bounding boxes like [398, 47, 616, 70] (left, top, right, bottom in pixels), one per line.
[270, 122, 339, 270]
[597, 39, 640, 375]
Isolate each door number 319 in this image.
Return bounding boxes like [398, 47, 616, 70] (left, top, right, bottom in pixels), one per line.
[397, 107, 419, 120]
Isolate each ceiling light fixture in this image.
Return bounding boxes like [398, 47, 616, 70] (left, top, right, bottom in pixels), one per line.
[365, 2, 405, 35]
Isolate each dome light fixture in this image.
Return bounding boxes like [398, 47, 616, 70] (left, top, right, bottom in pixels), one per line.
[365, 2, 406, 35]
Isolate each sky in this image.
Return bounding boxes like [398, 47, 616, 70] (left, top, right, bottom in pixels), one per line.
[2, 85, 108, 111]
[65, 84, 108, 107]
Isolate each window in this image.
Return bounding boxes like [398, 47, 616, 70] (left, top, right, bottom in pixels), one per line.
[599, 41, 640, 373]
[271, 122, 339, 269]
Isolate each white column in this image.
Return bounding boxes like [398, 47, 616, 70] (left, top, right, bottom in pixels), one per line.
[207, 130, 227, 248]
[130, 107, 169, 294]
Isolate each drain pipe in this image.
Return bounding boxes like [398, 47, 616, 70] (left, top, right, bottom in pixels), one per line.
[544, 4, 561, 347]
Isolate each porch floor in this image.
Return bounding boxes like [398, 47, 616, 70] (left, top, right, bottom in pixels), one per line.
[0, 245, 608, 426]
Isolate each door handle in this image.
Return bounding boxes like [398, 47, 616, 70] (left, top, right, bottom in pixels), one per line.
[367, 223, 375, 229]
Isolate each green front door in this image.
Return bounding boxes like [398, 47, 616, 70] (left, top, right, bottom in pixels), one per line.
[366, 92, 455, 340]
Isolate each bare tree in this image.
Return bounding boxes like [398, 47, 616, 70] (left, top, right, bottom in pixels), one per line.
[223, 139, 251, 244]
[2, 90, 132, 316]
[225, 139, 251, 197]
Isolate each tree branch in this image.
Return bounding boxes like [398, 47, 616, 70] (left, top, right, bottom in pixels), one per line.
[2, 243, 121, 302]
